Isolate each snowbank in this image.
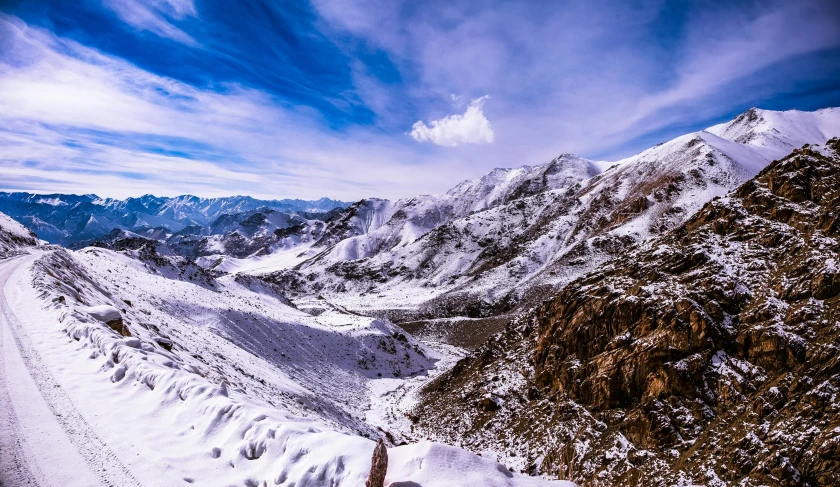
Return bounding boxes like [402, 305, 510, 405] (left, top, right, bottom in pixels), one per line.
[15, 248, 571, 486]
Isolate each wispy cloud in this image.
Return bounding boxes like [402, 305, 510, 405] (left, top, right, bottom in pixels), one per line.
[0, 0, 838, 202]
[410, 96, 493, 147]
[0, 15, 475, 200]
[103, 0, 199, 46]
[315, 0, 840, 161]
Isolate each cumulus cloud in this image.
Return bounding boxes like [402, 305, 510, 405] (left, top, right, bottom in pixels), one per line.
[410, 96, 494, 147]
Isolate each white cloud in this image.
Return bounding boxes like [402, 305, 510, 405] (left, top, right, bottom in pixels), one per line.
[0, 16, 481, 201]
[410, 96, 494, 147]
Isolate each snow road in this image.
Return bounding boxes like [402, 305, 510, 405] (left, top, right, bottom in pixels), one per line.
[0, 253, 138, 487]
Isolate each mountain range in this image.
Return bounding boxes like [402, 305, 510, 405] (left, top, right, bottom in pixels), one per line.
[1, 106, 839, 486]
[259, 107, 840, 345]
[0, 193, 349, 246]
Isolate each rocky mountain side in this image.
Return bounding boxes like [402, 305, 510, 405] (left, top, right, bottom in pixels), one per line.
[413, 139, 840, 486]
[0, 192, 348, 246]
[305, 153, 601, 263]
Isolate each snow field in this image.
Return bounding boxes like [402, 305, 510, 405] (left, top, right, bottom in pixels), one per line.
[2, 244, 568, 486]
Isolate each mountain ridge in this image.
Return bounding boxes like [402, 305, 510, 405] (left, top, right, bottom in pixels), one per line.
[245, 106, 840, 347]
[413, 137, 840, 486]
[4, 107, 839, 349]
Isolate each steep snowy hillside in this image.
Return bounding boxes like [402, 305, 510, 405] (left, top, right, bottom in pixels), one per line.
[0, 193, 349, 246]
[0, 221, 569, 485]
[243, 107, 840, 346]
[77, 209, 336, 271]
[414, 139, 840, 486]
[0, 211, 39, 258]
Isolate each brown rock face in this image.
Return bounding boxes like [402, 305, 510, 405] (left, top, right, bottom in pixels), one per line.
[415, 139, 840, 486]
[106, 318, 132, 337]
[366, 438, 388, 487]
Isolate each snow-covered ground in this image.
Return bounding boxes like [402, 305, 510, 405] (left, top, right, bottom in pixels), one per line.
[201, 244, 320, 275]
[0, 235, 572, 486]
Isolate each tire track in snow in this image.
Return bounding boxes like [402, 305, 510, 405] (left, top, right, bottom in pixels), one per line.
[0, 311, 44, 487]
[0, 254, 141, 487]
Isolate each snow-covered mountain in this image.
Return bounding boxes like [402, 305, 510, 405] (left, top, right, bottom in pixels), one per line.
[76, 206, 343, 265]
[311, 153, 600, 263]
[220, 107, 839, 345]
[414, 137, 840, 486]
[0, 211, 39, 258]
[5, 108, 838, 347]
[3, 107, 839, 487]
[0, 193, 349, 246]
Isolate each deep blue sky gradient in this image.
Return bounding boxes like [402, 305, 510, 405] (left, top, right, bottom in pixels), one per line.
[0, 0, 838, 199]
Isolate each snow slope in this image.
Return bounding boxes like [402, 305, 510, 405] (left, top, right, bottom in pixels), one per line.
[0, 223, 571, 486]
[0, 211, 38, 258]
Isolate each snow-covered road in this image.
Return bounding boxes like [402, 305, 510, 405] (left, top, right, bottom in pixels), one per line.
[0, 253, 138, 487]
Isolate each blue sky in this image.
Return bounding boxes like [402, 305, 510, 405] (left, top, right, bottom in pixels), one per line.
[0, 0, 839, 200]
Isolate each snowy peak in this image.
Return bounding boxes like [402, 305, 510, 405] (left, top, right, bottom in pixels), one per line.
[0, 193, 351, 246]
[272, 106, 840, 339]
[446, 152, 599, 213]
[705, 107, 840, 155]
[304, 152, 599, 267]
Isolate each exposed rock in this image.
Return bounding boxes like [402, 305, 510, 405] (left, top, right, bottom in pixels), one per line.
[106, 318, 132, 338]
[480, 395, 501, 412]
[365, 438, 388, 487]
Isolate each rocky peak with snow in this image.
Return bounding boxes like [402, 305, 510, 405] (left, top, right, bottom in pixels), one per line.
[252, 107, 840, 349]
[414, 138, 840, 486]
[706, 107, 840, 153]
[443, 152, 601, 213]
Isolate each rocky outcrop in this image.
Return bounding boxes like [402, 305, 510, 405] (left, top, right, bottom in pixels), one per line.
[366, 438, 388, 487]
[415, 140, 840, 486]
